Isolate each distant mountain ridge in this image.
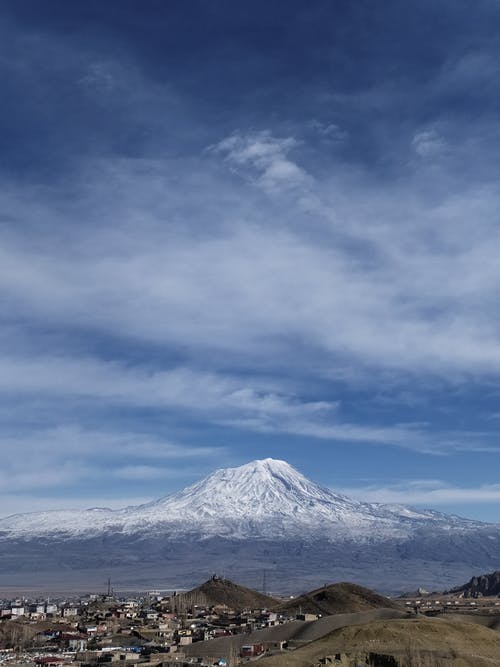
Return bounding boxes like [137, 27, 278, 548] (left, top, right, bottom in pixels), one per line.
[0, 458, 487, 540]
[0, 458, 499, 593]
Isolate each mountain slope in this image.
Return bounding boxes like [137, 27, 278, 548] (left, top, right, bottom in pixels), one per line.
[0, 458, 500, 594]
[0, 458, 487, 540]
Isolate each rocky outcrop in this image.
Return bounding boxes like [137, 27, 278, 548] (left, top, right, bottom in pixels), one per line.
[450, 570, 500, 597]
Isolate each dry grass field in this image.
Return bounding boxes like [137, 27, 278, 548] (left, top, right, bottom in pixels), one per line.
[257, 616, 500, 667]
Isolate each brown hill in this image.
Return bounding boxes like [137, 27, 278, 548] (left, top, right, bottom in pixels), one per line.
[278, 581, 400, 616]
[171, 575, 277, 612]
[183, 609, 406, 660]
[258, 616, 500, 667]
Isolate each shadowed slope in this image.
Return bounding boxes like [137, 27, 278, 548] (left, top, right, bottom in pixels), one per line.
[449, 569, 500, 598]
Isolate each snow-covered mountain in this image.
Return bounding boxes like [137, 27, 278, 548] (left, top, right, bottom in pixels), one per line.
[0, 458, 499, 593]
[0, 458, 487, 540]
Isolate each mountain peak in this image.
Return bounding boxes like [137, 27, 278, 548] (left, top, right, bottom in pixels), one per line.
[177, 456, 330, 502]
[236, 457, 319, 486]
[154, 457, 362, 537]
[222, 457, 306, 483]
[241, 457, 290, 470]
[246, 457, 292, 467]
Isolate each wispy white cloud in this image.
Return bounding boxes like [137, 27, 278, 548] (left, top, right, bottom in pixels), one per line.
[437, 51, 500, 94]
[310, 119, 348, 143]
[339, 480, 500, 506]
[0, 425, 222, 499]
[0, 464, 93, 493]
[3, 1, 500, 520]
[113, 465, 184, 481]
[412, 129, 447, 158]
[1, 136, 500, 464]
[79, 61, 119, 93]
[3, 144, 500, 381]
[209, 130, 311, 192]
[0, 355, 332, 420]
[0, 495, 156, 519]
[0, 425, 223, 461]
[0, 355, 472, 452]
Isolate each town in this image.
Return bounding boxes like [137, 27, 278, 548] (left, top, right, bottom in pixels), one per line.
[2, 575, 500, 667]
[0, 576, 307, 667]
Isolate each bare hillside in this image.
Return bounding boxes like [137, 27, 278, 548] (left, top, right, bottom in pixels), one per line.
[278, 581, 400, 616]
[183, 609, 406, 659]
[171, 575, 277, 611]
[259, 616, 500, 667]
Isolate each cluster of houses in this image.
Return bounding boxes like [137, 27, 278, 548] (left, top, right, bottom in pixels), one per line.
[2, 602, 78, 621]
[0, 591, 295, 667]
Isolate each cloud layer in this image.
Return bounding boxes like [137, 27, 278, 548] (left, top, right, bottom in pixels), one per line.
[1, 1, 500, 519]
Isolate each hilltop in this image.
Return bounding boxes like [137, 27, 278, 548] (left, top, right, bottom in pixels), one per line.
[171, 576, 277, 612]
[278, 582, 400, 616]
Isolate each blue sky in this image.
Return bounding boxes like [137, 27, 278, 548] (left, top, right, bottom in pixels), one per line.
[2, 0, 500, 521]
